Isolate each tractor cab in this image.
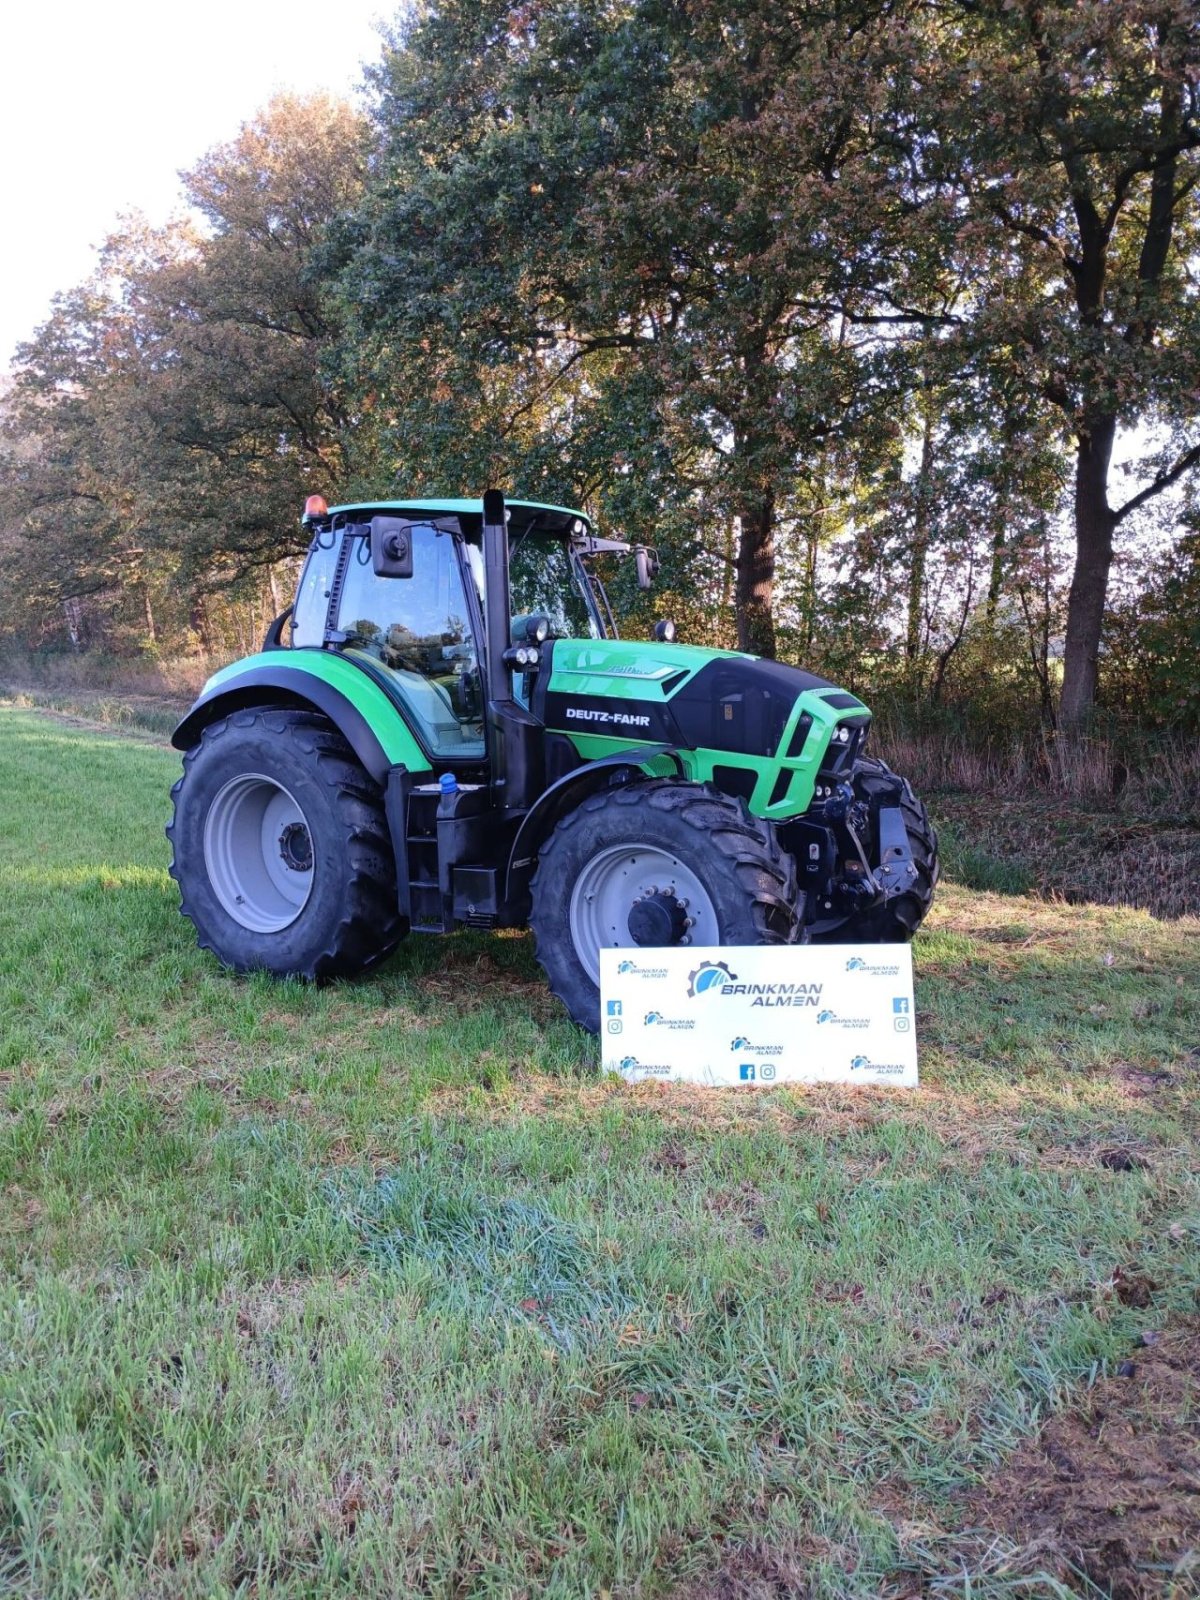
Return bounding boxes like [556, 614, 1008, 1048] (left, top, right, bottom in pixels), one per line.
[284, 494, 649, 784]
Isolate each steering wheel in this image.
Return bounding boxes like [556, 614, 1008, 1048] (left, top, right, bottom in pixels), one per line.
[455, 665, 483, 720]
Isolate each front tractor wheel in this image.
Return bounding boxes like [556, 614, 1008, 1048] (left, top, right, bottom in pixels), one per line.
[530, 780, 804, 1032]
[167, 708, 404, 981]
[809, 756, 939, 944]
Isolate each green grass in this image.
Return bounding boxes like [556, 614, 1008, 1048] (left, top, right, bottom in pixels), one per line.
[0, 706, 1197, 1599]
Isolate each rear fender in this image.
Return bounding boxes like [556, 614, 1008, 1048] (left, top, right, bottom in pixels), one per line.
[505, 745, 684, 911]
[171, 651, 432, 786]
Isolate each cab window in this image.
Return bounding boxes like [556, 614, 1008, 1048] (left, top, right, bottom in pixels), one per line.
[335, 523, 484, 758]
[292, 527, 339, 647]
[508, 533, 598, 639]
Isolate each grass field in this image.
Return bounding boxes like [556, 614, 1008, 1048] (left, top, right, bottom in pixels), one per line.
[0, 705, 1197, 1599]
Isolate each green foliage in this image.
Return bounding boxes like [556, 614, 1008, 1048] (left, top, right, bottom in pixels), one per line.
[935, 827, 1037, 898]
[0, 95, 366, 652]
[1105, 526, 1200, 731]
[331, 0, 914, 654]
[1, 5, 1199, 732]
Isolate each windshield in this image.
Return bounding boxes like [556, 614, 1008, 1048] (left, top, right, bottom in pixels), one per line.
[509, 531, 605, 639]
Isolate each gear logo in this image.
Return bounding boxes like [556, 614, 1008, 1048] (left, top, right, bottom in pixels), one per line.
[844, 955, 902, 977]
[729, 1033, 783, 1057]
[687, 960, 738, 998]
[817, 1009, 836, 1023]
[644, 1011, 662, 1025]
[851, 1054, 871, 1070]
[617, 959, 637, 974]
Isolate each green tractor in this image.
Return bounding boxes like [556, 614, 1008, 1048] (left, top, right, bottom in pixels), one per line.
[168, 490, 938, 1030]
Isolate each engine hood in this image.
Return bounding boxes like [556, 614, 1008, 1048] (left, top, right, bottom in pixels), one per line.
[543, 636, 837, 692]
[538, 637, 866, 760]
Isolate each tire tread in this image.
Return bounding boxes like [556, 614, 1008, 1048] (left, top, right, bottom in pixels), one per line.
[167, 709, 402, 981]
[530, 778, 803, 1030]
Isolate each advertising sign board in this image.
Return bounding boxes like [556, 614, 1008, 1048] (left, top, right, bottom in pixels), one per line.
[599, 945, 918, 1087]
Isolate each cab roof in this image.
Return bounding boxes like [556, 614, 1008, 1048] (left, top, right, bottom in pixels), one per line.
[326, 497, 591, 535]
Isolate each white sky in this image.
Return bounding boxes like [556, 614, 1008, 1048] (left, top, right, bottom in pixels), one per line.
[1, 0, 393, 368]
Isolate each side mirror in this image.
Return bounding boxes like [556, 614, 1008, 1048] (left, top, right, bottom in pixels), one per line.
[370, 516, 414, 578]
[634, 545, 660, 590]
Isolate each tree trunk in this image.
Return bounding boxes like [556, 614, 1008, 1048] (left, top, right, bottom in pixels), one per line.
[905, 536, 927, 669]
[986, 527, 1005, 629]
[732, 338, 778, 658]
[906, 400, 936, 674]
[63, 597, 86, 650]
[719, 520, 735, 643]
[189, 595, 212, 653]
[986, 406, 1019, 629]
[735, 493, 776, 658]
[1060, 415, 1117, 731]
[803, 516, 819, 656]
[142, 585, 157, 646]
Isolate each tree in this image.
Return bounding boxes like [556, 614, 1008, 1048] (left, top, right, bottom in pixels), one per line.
[918, 1, 1200, 728]
[334, 0, 911, 657]
[0, 94, 367, 647]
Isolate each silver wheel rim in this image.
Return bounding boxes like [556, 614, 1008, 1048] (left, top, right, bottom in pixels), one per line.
[568, 844, 719, 985]
[203, 773, 314, 933]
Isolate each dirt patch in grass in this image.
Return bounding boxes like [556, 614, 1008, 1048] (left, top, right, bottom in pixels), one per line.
[672, 1534, 832, 1598]
[972, 1317, 1200, 1598]
[414, 947, 559, 1016]
[429, 1074, 1183, 1168]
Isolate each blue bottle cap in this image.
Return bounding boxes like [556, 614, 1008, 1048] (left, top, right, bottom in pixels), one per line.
[438, 772, 458, 793]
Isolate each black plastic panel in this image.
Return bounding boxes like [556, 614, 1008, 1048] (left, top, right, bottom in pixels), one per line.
[542, 690, 678, 744]
[668, 658, 826, 758]
[713, 765, 758, 802]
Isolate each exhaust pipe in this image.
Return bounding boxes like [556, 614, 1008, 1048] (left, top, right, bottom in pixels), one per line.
[481, 488, 542, 811]
[482, 488, 513, 728]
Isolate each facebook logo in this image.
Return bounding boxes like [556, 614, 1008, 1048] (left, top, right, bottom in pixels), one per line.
[607, 1000, 623, 1017]
[738, 1063, 756, 1082]
[892, 997, 910, 1015]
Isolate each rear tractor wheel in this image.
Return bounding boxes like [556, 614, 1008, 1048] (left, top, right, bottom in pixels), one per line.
[167, 707, 404, 980]
[530, 780, 804, 1032]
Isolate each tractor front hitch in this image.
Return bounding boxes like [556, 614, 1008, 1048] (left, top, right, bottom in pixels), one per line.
[874, 805, 921, 900]
[812, 786, 917, 909]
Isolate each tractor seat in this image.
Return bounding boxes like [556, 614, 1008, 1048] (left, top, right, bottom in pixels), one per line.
[370, 658, 483, 757]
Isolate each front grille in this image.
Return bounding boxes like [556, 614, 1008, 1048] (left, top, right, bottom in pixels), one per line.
[818, 719, 869, 777]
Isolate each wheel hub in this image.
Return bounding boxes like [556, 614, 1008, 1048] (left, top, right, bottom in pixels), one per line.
[568, 845, 720, 986]
[278, 820, 313, 873]
[202, 773, 315, 933]
[626, 889, 689, 946]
